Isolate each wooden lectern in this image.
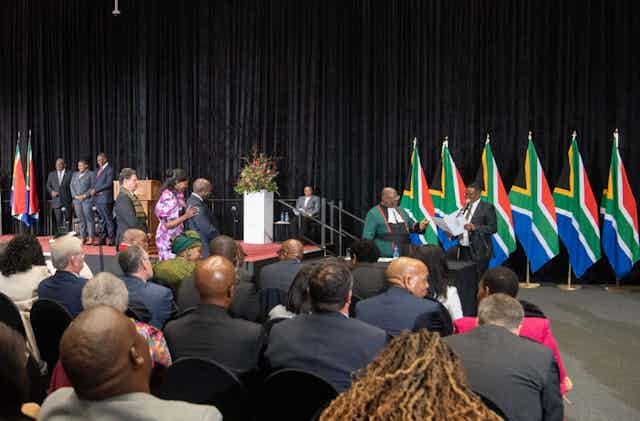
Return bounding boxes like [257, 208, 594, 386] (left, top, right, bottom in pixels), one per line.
[113, 180, 162, 253]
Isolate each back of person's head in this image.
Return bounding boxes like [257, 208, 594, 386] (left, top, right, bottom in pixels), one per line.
[59, 306, 151, 400]
[194, 256, 236, 307]
[350, 240, 380, 263]
[320, 330, 501, 420]
[50, 235, 83, 271]
[118, 168, 136, 185]
[285, 263, 316, 314]
[162, 168, 188, 191]
[209, 235, 239, 266]
[480, 266, 519, 298]
[278, 239, 304, 261]
[0, 322, 29, 417]
[118, 245, 145, 276]
[410, 244, 449, 299]
[308, 258, 352, 313]
[477, 293, 524, 332]
[0, 233, 46, 277]
[121, 229, 148, 251]
[385, 257, 429, 298]
[82, 273, 129, 313]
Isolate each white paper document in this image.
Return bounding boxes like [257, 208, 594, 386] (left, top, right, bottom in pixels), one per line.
[433, 213, 467, 237]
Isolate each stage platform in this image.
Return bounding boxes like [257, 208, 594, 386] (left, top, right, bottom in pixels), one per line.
[0, 235, 322, 274]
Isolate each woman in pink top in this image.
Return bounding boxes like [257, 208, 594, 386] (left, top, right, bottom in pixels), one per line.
[454, 267, 572, 395]
[154, 169, 198, 261]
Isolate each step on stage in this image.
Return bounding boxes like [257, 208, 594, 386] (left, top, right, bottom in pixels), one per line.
[0, 235, 322, 275]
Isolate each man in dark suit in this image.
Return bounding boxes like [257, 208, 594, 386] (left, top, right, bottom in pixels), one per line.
[258, 239, 304, 291]
[349, 239, 388, 299]
[355, 257, 441, 337]
[458, 182, 497, 275]
[89, 153, 115, 245]
[294, 186, 321, 241]
[118, 245, 175, 329]
[37, 235, 88, 317]
[165, 256, 262, 373]
[265, 259, 387, 392]
[114, 168, 148, 247]
[185, 178, 220, 258]
[444, 294, 563, 421]
[46, 158, 73, 234]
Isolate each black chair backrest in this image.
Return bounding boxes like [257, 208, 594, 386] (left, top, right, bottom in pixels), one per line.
[261, 368, 338, 421]
[258, 288, 286, 321]
[474, 390, 508, 420]
[413, 298, 454, 337]
[348, 294, 362, 317]
[0, 292, 26, 337]
[30, 299, 72, 371]
[156, 357, 249, 420]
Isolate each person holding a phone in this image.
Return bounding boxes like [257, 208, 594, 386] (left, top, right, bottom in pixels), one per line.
[155, 169, 198, 261]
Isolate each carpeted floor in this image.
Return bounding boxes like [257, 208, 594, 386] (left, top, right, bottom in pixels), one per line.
[518, 285, 640, 421]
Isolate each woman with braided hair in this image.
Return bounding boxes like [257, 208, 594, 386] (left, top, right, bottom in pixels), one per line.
[320, 330, 502, 421]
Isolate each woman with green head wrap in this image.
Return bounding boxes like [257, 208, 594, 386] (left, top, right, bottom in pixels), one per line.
[153, 230, 202, 291]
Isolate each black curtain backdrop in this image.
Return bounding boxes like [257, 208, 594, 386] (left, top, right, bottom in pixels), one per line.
[1, 0, 639, 282]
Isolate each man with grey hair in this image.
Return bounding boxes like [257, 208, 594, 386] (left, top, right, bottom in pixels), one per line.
[82, 272, 129, 313]
[37, 235, 88, 316]
[118, 245, 174, 329]
[444, 294, 563, 421]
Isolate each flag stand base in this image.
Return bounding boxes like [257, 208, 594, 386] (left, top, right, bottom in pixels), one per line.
[557, 284, 581, 291]
[519, 282, 540, 289]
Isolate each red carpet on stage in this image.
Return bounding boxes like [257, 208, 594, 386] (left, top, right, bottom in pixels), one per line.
[0, 236, 318, 262]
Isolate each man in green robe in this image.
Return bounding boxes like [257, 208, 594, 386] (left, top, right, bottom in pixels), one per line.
[362, 187, 428, 257]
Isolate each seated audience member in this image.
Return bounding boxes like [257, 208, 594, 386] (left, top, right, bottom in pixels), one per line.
[411, 244, 463, 320]
[38, 306, 222, 421]
[265, 259, 387, 392]
[455, 266, 570, 394]
[355, 257, 440, 337]
[118, 228, 149, 252]
[49, 273, 173, 393]
[153, 231, 202, 291]
[258, 239, 304, 291]
[349, 239, 387, 299]
[320, 330, 502, 421]
[0, 322, 40, 421]
[118, 245, 175, 329]
[164, 256, 262, 373]
[36, 236, 87, 317]
[268, 262, 315, 320]
[444, 294, 563, 421]
[0, 234, 50, 310]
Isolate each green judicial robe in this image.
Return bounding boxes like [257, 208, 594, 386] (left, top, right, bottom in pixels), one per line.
[362, 205, 419, 257]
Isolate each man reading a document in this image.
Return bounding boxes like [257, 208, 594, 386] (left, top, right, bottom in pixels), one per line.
[362, 187, 428, 257]
[457, 182, 497, 275]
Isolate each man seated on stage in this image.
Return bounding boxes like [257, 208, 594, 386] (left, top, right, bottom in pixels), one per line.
[165, 256, 263, 374]
[355, 257, 441, 337]
[444, 294, 563, 421]
[37, 235, 88, 317]
[456, 182, 497, 276]
[265, 259, 387, 392]
[39, 306, 222, 421]
[362, 187, 428, 257]
[185, 178, 220, 258]
[294, 186, 320, 241]
[258, 239, 304, 292]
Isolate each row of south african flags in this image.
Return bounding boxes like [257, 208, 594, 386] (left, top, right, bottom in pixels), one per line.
[9, 131, 40, 227]
[401, 130, 639, 281]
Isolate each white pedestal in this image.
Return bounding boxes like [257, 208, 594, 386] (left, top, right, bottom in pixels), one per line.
[243, 191, 274, 244]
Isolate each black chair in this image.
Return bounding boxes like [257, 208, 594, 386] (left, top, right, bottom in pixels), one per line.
[412, 298, 454, 337]
[156, 357, 249, 420]
[0, 292, 26, 337]
[30, 299, 72, 371]
[261, 368, 338, 421]
[258, 288, 286, 321]
[348, 294, 362, 317]
[473, 390, 508, 420]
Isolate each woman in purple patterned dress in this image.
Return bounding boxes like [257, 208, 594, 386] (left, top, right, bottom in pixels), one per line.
[154, 169, 198, 260]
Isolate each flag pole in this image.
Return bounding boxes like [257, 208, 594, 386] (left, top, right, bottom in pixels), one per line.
[558, 263, 581, 291]
[520, 258, 540, 288]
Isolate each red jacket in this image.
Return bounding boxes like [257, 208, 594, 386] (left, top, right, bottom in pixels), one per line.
[454, 317, 568, 395]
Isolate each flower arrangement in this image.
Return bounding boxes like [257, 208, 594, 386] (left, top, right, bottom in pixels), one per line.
[234, 146, 279, 194]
